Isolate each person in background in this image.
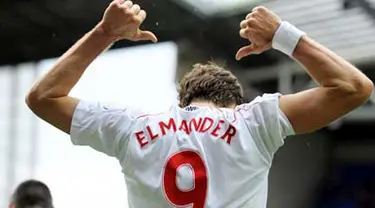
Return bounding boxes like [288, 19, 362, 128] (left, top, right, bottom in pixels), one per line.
[9, 180, 53, 208]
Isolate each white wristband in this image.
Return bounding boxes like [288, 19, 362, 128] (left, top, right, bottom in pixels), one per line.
[272, 21, 305, 57]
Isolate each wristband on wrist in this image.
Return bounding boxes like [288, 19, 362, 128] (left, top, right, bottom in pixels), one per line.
[272, 21, 305, 57]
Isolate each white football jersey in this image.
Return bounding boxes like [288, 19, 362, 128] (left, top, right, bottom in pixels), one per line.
[70, 93, 294, 208]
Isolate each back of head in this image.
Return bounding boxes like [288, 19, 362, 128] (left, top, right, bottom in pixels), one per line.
[10, 180, 53, 208]
[178, 62, 244, 107]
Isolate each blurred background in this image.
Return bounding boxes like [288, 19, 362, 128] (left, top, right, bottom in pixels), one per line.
[1, 0, 375, 207]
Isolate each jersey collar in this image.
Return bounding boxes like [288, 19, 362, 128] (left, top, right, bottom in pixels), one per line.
[184, 106, 200, 111]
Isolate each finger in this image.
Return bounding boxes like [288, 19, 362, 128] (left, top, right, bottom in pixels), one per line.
[110, 0, 121, 9]
[240, 19, 255, 29]
[134, 30, 158, 42]
[131, 4, 141, 14]
[254, 6, 266, 13]
[235, 44, 255, 60]
[239, 28, 256, 39]
[115, 0, 125, 4]
[239, 28, 248, 39]
[246, 12, 253, 19]
[138, 10, 147, 22]
[252, 6, 261, 12]
[240, 20, 247, 29]
[122, 0, 133, 8]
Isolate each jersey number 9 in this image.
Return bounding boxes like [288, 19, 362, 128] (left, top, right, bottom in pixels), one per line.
[163, 150, 208, 208]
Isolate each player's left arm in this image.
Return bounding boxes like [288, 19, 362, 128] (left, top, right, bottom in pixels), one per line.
[237, 6, 373, 135]
[278, 36, 373, 134]
[26, 0, 157, 134]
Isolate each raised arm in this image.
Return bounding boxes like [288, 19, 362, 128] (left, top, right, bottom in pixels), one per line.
[279, 36, 373, 134]
[26, 0, 157, 134]
[236, 6, 373, 134]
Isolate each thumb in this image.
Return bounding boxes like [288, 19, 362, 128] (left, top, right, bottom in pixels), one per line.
[134, 30, 158, 43]
[235, 44, 256, 60]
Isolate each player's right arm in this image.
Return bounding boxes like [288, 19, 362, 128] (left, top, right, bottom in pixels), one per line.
[237, 6, 373, 135]
[26, 0, 156, 134]
[26, 0, 156, 156]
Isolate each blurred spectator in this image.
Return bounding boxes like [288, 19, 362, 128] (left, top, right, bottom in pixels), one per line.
[9, 180, 53, 208]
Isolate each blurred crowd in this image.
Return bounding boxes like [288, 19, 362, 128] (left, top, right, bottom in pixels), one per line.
[317, 165, 375, 208]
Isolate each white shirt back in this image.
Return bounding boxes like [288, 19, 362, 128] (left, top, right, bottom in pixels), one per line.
[70, 93, 294, 208]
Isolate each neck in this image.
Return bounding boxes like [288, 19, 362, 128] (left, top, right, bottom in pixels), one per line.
[189, 101, 236, 109]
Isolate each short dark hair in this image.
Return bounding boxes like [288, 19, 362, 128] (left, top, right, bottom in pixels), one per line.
[178, 62, 244, 107]
[11, 180, 53, 208]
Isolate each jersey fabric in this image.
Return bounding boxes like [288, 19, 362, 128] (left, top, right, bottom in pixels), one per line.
[70, 93, 295, 208]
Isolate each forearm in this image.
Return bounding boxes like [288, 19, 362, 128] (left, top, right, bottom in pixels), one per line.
[293, 36, 373, 94]
[28, 24, 114, 100]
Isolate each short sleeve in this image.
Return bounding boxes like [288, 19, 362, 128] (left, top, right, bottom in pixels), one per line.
[70, 100, 136, 158]
[237, 93, 295, 160]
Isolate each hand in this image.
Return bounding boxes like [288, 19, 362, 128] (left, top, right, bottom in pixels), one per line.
[97, 0, 157, 42]
[236, 6, 281, 60]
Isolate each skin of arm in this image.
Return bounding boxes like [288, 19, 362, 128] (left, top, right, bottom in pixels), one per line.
[26, 0, 157, 134]
[26, 25, 114, 133]
[279, 36, 373, 134]
[237, 6, 374, 134]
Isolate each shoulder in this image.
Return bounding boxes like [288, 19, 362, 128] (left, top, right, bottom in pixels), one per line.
[131, 105, 176, 120]
[236, 93, 281, 112]
[75, 101, 144, 118]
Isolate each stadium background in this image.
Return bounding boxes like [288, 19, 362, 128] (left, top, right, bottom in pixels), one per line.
[1, 0, 375, 207]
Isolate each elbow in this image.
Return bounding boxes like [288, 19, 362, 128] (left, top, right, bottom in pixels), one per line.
[345, 77, 374, 104]
[25, 89, 48, 113]
[356, 77, 373, 100]
[25, 90, 39, 112]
